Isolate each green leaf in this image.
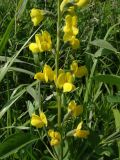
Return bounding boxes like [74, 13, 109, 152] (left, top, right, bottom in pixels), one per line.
[107, 95, 120, 103]
[0, 81, 39, 119]
[0, 89, 25, 119]
[16, 0, 28, 19]
[0, 133, 39, 159]
[90, 39, 117, 52]
[0, 0, 28, 55]
[8, 67, 34, 76]
[93, 75, 120, 87]
[0, 18, 14, 55]
[113, 109, 120, 131]
[113, 109, 120, 158]
[27, 101, 35, 117]
[0, 24, 43, 83]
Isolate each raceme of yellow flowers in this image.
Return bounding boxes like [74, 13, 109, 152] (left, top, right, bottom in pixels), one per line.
[62, 0, 89, 49]
[63, 15, 80, 49]
[34, 61, 87, 93]
[29, 0, 89, 147]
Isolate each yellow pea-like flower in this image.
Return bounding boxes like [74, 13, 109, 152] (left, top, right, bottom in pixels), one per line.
[48, 129, 55, 138]
[67, 6, 75, 14]
[60, 0, 69, 12]
[43, 64, 54, 82]
[34, 64, 54, 83]
[75, 66, 88, 78]
[56, 73, 66, 89]
[41, 31, 52, 51]
[40, 112, 48, 126]
[63, 33, 73, 42]
[50, 139, 60, 146]
[35, 34, 43, 52]
[35, 31, 52, 52]
[70, 36, 80, 49]
[75, 0, 89, 7]
[55, 72, 74, 90]
[63, 15, 79, 49]
[74, 129, 90, 138]
[66, 72, 73, 83]
[68, 100, 83, 117]
[74, 121, 89, 138]
[63, 82, 75, 92]
[70, 61, 88, 78]
[48, 130, 61, 146]
[30, 8, 44, 26]
[70, 60, 78, 74]
[34, 72, 45, 81]
[31, 112, 47, 128]
[63, 15, 79, 36]
[29, 43, 40, 53]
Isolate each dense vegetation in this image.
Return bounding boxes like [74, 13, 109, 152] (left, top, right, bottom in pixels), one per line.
[0, 0, 120, 159]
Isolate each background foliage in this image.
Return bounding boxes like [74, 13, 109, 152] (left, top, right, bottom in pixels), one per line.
[0, 0, 120, 159]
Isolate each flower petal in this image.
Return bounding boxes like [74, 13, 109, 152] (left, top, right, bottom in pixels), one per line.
[34, 72, 45, 81]
[63, 83, 75, 92]
[31, 114, 44, 128]
[40, 112, 47, 126]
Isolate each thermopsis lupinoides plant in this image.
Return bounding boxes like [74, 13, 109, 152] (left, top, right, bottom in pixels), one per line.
[29, 0, 89, 159]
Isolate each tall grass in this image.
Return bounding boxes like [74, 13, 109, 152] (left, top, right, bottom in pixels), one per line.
[0, 0, 120, 159]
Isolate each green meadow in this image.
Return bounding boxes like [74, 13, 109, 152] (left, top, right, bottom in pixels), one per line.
[0, 0, 120, 159]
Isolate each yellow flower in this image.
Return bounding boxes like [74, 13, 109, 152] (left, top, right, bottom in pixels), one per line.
[60, 0, 69, 12]
[75, 66, 88, 78]
[66, 72, 73, 83]
[55, 71, 74, 92]
[34, 72, 45, 81]
[30, 8, 44, 26]
[71, 61, 88, 78]
[34, 64, 54, 83]
[70, 36, 80, 49]
[75, 0, 89, 7]
[63, 82, 75, 92]
[35, 31, 52, 52]
[56, 73, 66, 89]
[68, 100, 83, 117]
[31, 112, 47, 128]
[63, 33, 72, 42]
[67, 6, 75, 15]
[74, 121, 89, 138]
[29, 31, 52, 53]
[43, 64, 54, 82]
[48, 130, 61, 146]
[29, 43, 40, 53]
[63, 15, 79, 36]
[70, 60, 78, 73]
[63, 15, 80, 49]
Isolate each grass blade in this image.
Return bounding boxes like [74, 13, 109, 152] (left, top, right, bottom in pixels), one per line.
[0, 132, 39, 159]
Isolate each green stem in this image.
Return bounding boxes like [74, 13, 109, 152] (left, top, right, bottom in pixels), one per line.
[5, 54, 11, 135]
[6, 74, 12, 135]
[56, 0, 61, 129]
[56, 0, 63, 159]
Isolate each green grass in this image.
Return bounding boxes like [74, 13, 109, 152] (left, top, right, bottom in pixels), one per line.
[0, 0, 120, 159]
